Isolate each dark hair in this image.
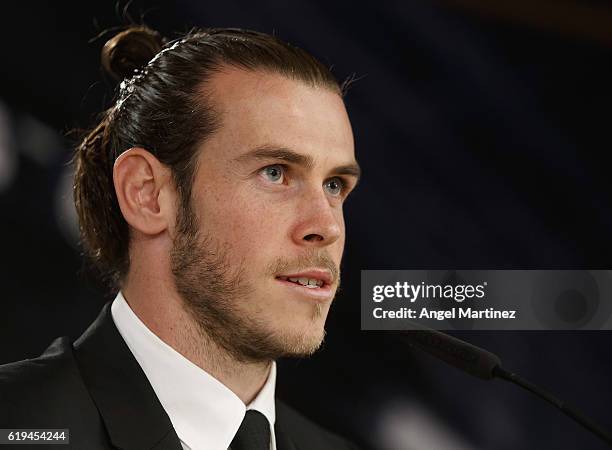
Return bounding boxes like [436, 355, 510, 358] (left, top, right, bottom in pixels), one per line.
[73, 25, 347, 290]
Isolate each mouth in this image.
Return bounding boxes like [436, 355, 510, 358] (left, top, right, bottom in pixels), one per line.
[275, 270, 334, 300]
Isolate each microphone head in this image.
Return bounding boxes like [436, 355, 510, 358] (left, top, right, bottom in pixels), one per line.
[398, 327, 502, 380]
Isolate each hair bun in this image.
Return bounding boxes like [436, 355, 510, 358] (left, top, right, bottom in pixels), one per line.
[101, 26, 164, 81]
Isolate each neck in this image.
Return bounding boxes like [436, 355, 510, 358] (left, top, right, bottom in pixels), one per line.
[121, 278, 271, 405]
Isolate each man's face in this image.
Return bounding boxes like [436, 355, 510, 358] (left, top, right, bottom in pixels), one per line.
[170, 68, 358, 363]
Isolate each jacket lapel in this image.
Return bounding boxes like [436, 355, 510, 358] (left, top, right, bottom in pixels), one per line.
[72, 302, 182, 450]
[274, 399, 298, 450]
[275, 426, 298, 450]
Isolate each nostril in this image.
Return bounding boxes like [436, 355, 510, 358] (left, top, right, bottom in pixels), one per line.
[303, 234, 323, 242]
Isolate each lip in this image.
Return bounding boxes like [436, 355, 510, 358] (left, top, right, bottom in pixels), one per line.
[275, 269, 335, 301]
[274, 277, 334, 300]
[277, 269, 333, 286]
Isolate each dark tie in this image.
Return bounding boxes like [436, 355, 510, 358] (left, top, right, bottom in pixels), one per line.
[229, 410, 271, 450]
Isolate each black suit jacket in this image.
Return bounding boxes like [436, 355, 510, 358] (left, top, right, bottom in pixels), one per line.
[0, 302, 357, 449]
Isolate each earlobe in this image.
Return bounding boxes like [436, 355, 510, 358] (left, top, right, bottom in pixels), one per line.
[113, 148, 174, 236]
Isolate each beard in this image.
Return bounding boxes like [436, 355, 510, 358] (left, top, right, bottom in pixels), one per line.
[169, 198, 340, 364]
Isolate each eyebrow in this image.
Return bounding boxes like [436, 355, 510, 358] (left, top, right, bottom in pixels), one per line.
[234, 144, 361, 183]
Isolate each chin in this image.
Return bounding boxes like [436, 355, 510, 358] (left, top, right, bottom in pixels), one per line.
[279, 335, 325, 358]
[241, 296, 331, 360]
[276, 321, 327, 358]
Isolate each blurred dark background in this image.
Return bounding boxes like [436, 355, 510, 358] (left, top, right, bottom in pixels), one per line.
[1, 1, 611, 449]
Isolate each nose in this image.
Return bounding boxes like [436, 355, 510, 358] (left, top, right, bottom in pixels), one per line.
[291, 187, 343, 248]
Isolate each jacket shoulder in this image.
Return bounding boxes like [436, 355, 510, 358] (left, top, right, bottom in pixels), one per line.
[276, 400, 360, 450]
[1, 337, 72, 385]
[0, 337, 99, 429]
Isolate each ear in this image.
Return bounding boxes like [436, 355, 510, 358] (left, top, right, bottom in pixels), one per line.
[113, 147, 176, 236]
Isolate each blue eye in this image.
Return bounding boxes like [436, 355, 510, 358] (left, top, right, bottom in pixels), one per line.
[324, 177, 344, 196]
[261, 165, 284, 183]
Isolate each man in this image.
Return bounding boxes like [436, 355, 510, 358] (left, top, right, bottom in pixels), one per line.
[0, 25, 361, 449]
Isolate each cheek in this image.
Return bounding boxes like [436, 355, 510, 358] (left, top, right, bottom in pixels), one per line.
[203, 189, 290, 257]
[334, 228, 346, 263]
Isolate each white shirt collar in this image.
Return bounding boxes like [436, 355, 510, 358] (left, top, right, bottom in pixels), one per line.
[110, 291, 277, 450]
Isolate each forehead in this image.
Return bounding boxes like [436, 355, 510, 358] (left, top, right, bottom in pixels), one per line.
[199, 67, 355, 165]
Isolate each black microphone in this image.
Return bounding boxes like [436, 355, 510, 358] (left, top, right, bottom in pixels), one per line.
[397, 326, 612, 446]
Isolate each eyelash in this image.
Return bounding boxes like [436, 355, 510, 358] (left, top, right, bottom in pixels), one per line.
[259, 164, 350, 196]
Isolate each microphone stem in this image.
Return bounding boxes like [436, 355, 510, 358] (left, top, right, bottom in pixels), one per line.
[493, 366, 612, 446]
